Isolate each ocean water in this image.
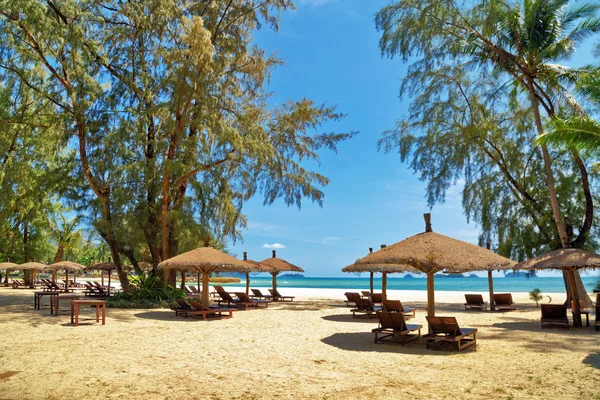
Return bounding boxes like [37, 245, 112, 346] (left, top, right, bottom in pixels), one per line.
[214, 276, 600, 293]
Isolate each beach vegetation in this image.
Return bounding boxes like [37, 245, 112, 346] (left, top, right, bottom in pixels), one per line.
[375, 0, 600, 308]
[108, 275, 185, 308]
[0, 1, 354, 294]
[529, 288, 543, 307]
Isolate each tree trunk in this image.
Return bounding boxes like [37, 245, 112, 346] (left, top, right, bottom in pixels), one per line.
[566, 269, 582, 327]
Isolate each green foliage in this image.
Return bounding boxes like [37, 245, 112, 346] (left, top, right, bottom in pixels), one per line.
[529, 288, 543, 307]
[112, 275, 185, 303]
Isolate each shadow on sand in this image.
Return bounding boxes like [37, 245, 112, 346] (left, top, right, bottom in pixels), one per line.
[583, 352, 600, 369]
[320, 332, 469, 355]
[321, 314, 379, 323]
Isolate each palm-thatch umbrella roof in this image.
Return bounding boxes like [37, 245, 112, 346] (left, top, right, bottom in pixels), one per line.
[47, 261, 86, 285]
[514, 248, 600, 327]
[241, 252, 276, 295]
[356, 214, 515, 317]
[158, 247, 253, 305]
[259, 250, 304, 296]
[86, 262, 118, 272]
[0, 262, 18, 270]
[17, 262, 47, 270]
[342, 247, 420, 299]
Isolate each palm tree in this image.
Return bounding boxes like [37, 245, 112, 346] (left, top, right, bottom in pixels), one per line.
[48, 212, 82, 280]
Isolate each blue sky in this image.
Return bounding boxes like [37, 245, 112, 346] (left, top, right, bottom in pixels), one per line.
[227, 0, 592, 278]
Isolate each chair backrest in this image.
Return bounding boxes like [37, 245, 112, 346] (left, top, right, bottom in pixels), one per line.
[345, 292, 361, 302]
[570, 300, 585, 311]
[361, 291, 371, 297]
[355, 297, 374, 311]
[176, 298, 193, 309]
[251, 289, 263, 297]
[218, 291, 234, 301]
[541, 304, 567, 319]
[382, 300, 404, 312]
[271, 288, 282, 297]
[213, 285, 225, 293]
[189, 286, 199, 293]
[426, 316, 461, 336]
[235, 292, 251, 302]
[184, 286, 194, 294]
[377, 311, 408, 331]
[370, 293, 383, 303]
[465, 294, 484, 305]
[494, 293, 513, 305]
[189, 301, 209, 311]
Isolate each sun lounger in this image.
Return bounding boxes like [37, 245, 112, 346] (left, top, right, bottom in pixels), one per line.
[269, 288, 295, 302]
[235, 292, 270, 310]
[369, 293, 383, 306]
[216, 291, 241, 307]
[350, 297, 381, 318]
[372, 311, 422, 345]
[189, 301, 237, 319]
[361, 291, 371, 298]
[425, 316, 477, 351]
[493, 293, 516, 311]
[540, 304, 569, 329]
[382, 300, 416, 319]
[464, 294, 488, 311]
[251, 289, 273, 300]
[345, 292, 362, 307]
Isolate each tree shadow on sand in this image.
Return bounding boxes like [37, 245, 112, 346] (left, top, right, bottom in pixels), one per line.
[133, 310, 233, 322]
[321, 314, 379, 323]
[320, 332, 468, 355]
[583, 352, 600, 369]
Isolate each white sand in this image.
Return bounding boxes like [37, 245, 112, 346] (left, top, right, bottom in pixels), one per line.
[0, 287, 598, 400]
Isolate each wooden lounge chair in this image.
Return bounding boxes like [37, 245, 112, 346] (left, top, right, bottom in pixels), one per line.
[269, 288, 295, 302]
[216, 291, 242, 308]
[425, 316, 477, 351]
[189, 301, 237, 320]
[187, 285, 200, 293]
[361, 290, 371, 298]
[369, 293, 383, 306]
[464, 294, 488, 311]
[251, 289, 273, 300]
[345, 292, 362, 307]
[213, 285, 226, 293]
[172, 298, 195, 317]
[382, 300, 416, 319]
[493, 293, 516, 311]
[351, 297, 381, 318]
[540, 304, 569, 330]
[235, 292, 270, 309]
[372, 311, 423, 345]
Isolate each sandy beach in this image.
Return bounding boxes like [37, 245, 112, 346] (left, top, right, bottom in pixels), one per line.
[0, 287, 598, 400]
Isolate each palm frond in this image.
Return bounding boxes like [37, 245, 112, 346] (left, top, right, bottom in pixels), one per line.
[536, 116, 600, 157]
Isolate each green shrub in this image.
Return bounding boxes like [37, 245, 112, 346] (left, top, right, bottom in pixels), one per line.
[108, 275, 185, 309]
[529, 288, 543, 307]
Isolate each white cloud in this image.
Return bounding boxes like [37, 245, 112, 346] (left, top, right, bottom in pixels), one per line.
[300, 236, 342, 245]
[262, 243, 287, 249]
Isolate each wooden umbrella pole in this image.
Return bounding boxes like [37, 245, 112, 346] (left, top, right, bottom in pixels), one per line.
[202, 271, 210, 306]
[181, 271, 186, 290]
[488, 270, 495, 311]
[101, 270, 104, 286]
[66, 269, 69, 288]
[369, 272, 374, 294]
[426, 272, 435, 318]
[108, 271, 112, 295]
[382, 272, 387, 301]
[566, 268, 582, 328]
[197, 273, 200, 291]
[246, 272, 250, 295]
[272, 272, 278, 300]
[74, 271, 77, 284]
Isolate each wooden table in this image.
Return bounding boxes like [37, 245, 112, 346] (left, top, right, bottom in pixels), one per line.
[50, 294, 81, 315]
[34, 291, 60, 310]
[70, 300, 107, 327]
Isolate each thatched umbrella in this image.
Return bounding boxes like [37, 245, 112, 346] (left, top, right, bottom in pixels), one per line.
[46, 261, 85, 286]
[0, 262, 18, 284]
[259, 250, 304, 296]
[515, 248, 600, 327]
[158, 247, 253, 305]
[85, 262, 120, 293]
[242, 252, 275, 295]
[343, 247, 419, 300]
[356, 214, 514, 317]
[16, 262, 47, 287]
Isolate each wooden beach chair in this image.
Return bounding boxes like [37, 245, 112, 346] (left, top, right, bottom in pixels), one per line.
[350, 297, 381, 318]
[382, 300, 416, 319]
[372, 311, 422, 345]
[269, 288, 295, 302]
[493, 293, 516, 311]
[464, 294, 488, 311]
[216, 291, 241, 308]
[369, 293, 383, 307]
[189, 301, 237, 320]
[344, 292, 361, 307]
[251, 289, 273, 300]
[361, 290, 371, 298]
[425, 316, 477, 351]
[540, 304, 569, 330]
[235, 292, 270, 310]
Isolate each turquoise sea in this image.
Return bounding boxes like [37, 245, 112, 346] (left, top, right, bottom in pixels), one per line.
[215, 276, 600, 293]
